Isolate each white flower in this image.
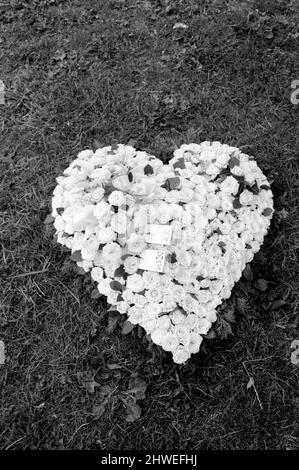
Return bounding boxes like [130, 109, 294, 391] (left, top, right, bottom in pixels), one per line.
[171, 309, 186, 324]
[98, 277, 114, 295]
[90, 187, 104, 203]
[108, 190, 126, 206]
[151, 328, 165, 346]
[188, 332, 203, 354]
[145, 287, 162, 303]
[157, 202, 172, 224]
[97, 227, 116, 244]
[220, 176, 239, 195]
[91, 167, 111, 181]
[124, 256, 140, 274]
[127, 274, 145, 292]
[94, 201, 110, 220]
[128, 306, 144, 324]
[162, 333, 180, 352]
[239, 190, 254, 206]
[102, 242, 122, 261]
[91, 267, 104, 282]
[171, 284, 186, 302]
[173, 346, 190, 364]
[127, 233, 146, 254]
[116, 301, 129, 314]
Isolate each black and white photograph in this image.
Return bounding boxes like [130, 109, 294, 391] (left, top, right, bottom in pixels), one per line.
[0, 0, 298, 456]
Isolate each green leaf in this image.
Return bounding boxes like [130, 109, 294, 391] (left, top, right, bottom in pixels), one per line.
[233, 197, 242, 209]
[243, 264, 254, 281]
[111, 140, 119, 151]
[247, 182, 259, 195]
[173, 158, 186, 170]
[128, 172, 133, 182]
[70, 251, 83, 262]
[91, 288, 102, 299]
[144, 164, 154, 175]
[44, 214, 54, 224]
[229, 155, 240, 169]
[167, 252, 177, 263]
[168, 176, 181, 190]
[262, 207, 273, 217]
[254, 279, 269, 292]
[110, 280, 123, 292]
[122, 320, 135, 335]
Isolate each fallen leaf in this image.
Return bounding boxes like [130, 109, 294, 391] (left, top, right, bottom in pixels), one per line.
[254, 279, 269, 292]
[125, 402, 142, 422]
[128, 377, 147, 401]
[270, 299, 286, 311]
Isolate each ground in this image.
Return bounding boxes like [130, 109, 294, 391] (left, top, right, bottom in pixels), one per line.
[0, 0, 298, 450]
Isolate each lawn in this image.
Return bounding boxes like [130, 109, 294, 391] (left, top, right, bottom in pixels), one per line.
[0, 0, 298, 450]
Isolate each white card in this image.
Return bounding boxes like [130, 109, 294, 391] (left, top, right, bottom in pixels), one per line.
[139, 249, 166, 273]
[144, 224, 173, 245]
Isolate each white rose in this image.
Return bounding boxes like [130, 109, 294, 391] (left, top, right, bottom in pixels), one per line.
[195, 317, 211, 334]
[161, 333, 180, 352]
[171, 309, 186, 324]
[162, 295, 177, 312]
[97, 227, 116, 244]
[98, 277, 113, 295]
[220, 176, 239, 195]
[127, 273, 145, 292]
[54, 215, 65, 232]
[151, 328, 165, 346]
[158, 316, 171, 330]
[91, 167, 111, 181]
[172, 346, 190, 364]
[91, 267, 104, 283]
[165, 191, 180, 204]
[239, 190, 254, 206]
[102, 242, 122, 261]
[128, 305, 144, 324]
[94, 201, 111, 220]
[145, 288, 162, 303]
[179, 187, 194, 203]
[108, 190, 126, 206]
[90, 187, 104, 203]
[124, 256, 140, 274]
[188, 332, 203, 354]
[142, 318, 157, 332]
[116, 301, 129, 314]
[157, 203, 172, 224]
[127, 233, 146, 254]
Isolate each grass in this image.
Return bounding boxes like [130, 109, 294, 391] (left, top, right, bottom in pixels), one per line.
[0, 0, 298, 450]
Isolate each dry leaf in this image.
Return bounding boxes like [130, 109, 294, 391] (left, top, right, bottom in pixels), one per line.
[125, 402, 142, 422]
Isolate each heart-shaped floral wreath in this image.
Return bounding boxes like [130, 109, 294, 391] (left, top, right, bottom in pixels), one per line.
[52, 142, 273, 363]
